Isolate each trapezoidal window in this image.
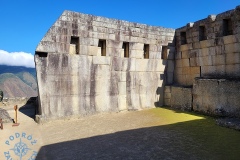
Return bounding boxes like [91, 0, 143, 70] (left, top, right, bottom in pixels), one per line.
[98, 39, 106, 56]
[161, 46, 168, 60]
[144, 44, 149, 59]
[180, 32, 187, 45]
[70, 36, 79, 54]
[223, 19, 233, 36]
[199, 26, 207, 41]
[122, 42, 129, 58]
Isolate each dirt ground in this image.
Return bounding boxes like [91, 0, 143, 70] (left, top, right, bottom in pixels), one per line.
[1, 106, 240, 160]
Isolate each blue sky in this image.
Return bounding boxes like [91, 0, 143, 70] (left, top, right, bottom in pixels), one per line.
[0, 0, 239, 67]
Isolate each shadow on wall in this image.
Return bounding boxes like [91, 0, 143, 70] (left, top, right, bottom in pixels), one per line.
[155, 41, 175, 107]
[36, 115, 240, 159]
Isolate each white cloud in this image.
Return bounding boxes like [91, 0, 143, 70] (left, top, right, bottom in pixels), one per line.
[0, 50, 35, 68]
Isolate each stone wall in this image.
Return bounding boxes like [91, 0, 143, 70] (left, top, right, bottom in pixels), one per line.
[193, 78, 240, 117]
[35, 11, 175, 121]
[174, 6, 240, 86]
[164, 86, 192, 111]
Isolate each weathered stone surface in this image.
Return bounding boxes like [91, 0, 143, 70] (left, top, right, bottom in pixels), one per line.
[35, 11, 174, 121]
[170, 86, 192, 111]
[193, 78, 240, 117]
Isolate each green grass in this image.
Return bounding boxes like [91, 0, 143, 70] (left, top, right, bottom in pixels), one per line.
[149, 107, 240, 159]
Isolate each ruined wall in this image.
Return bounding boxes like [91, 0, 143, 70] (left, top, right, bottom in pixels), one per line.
[35, 11, 175, 121]
[193, 78, 240, 117]
[174, 6, 240, 86]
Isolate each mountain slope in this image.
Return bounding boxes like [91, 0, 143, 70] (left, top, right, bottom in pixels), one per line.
[0, 65, 38, 98]
[0, 73, 37, 97]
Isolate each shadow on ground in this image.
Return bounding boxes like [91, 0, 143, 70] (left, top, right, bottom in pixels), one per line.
[36, 108, 240, 160]
[19, 97, 37, 119]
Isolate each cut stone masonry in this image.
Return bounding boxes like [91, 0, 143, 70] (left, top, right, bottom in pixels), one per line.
[35, 6, 240, 122]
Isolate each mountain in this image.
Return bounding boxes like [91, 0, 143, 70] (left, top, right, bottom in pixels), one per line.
[0, 65, 37, 98]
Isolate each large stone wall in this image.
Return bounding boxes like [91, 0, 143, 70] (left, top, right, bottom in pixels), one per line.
[35, 11, 175, 121]
[174, 6, 240, 86]
[165, 6, 240, 118]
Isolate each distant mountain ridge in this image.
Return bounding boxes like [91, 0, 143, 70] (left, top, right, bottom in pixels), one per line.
[0, 65, 36, 77]
[0, 65, 37, 98]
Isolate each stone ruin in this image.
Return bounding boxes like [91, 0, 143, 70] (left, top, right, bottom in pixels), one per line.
[35, 6, 240, 122]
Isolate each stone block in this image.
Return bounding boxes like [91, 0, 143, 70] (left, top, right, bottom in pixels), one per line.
[199, 56, 213, 66]
[69, 44, 76, 54]
[79, 45, 88, 55]
[201, 66, 217, 77]
[111, 57, 122, 71]
[135, 59, 148, 72]
[118, 95, 127, 111]
[149, 51, 161, 59]
[129, 50, 144, 59]
[88, 46, 98, 56]
[154, 59, 166, 72]
[223, 35, 237, 44]
[182, 58, 190, 67]
[106, 40, 122, 49]
[93, 56, 111, 65]
[122, 58, 136, 71]
[190, 57, 198, 67]
[95, 65, 111, 81]
[175, 59, 183, 68]
[181, 51, 189, 59]
[193, 42, 201, 49]
[170, 86, 192, 110]
[212, 54, 225, 65]
[200, 39, 215, 48]
[225, 43, 240, 53]
[190, 67, 200, 74]
[182, 67, 191, 75]
[120, 49, 124, 58]
[180, 43, 193, 51]
[118, 82, 126, 95]
[119, 71, 126, 82]
[175, 67, 182, 74]
[95, 93, 110, 112]
[130, 43, 144, 50]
